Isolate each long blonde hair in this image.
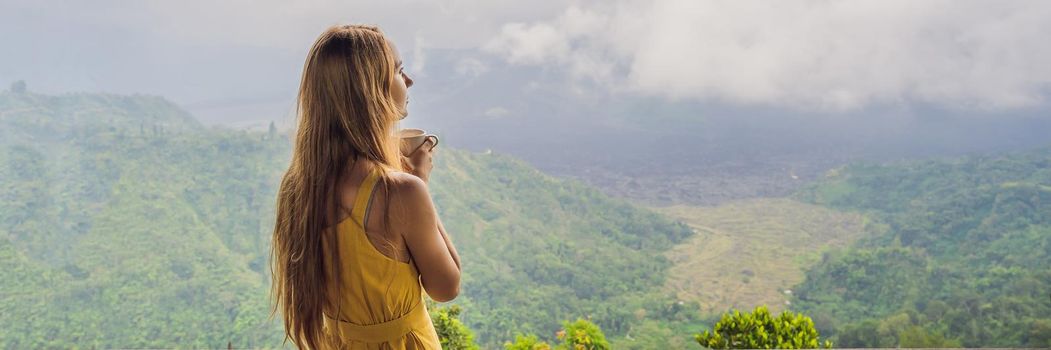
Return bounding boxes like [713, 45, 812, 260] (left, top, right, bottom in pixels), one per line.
[269, 24, 405, 350]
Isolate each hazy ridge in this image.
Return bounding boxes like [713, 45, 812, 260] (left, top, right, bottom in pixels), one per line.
[0, 91, 698, 348]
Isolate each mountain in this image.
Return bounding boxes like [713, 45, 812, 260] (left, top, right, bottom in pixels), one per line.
[0, 92, 287, 348]
[791, 149, 1051, 347]
[0, 91, 698, 348]
[403, 49, 1051, 207]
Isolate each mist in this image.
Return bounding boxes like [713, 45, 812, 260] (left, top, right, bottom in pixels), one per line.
[3, 0, 1050, 204]
[4, 1, 1051, 348]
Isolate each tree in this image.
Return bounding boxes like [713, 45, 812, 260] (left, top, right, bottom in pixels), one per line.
[898, 326, 961, 348]
[695, 306, 833, 349]
[430, 304, 480, 350]
[10, 80, 26, 94]
[1027, 319, 1051, 348]
[557, 318, 610, 350]
[836, 319, 885, 348]
[505, 334, 552, 350]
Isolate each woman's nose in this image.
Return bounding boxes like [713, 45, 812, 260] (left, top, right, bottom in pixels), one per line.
[404, 73, 414, 88]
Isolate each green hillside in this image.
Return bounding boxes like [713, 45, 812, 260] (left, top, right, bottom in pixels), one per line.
[792, 151, 1051, 348]
[428, 151, 703, 347]
[0, 92, 289, 348]
[0, 91, 698, 348]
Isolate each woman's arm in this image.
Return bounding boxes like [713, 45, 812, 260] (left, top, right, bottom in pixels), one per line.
[398, 138, 459, 300]
[392, 174, 460, 302]
[436, 217, 460, 271]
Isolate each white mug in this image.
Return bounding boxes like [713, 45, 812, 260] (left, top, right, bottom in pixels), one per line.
[398, 128, 439, 156]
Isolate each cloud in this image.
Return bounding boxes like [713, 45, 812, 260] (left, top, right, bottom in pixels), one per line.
[0, 0, 570, 114]
[9, 0, 1050, 116]
[123, 0, 570, 50]
[484, 0, 1051, 111]
[455, 57, 490, 77]
[482, 5, 627, 83]
[484, 106, 510, 118]
[2, 0, 573, 51]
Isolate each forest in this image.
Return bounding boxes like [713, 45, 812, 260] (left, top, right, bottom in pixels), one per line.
[0, 91, 699, 348]
[1, 90, 1049, 348]
[793, 151, 1051, 347]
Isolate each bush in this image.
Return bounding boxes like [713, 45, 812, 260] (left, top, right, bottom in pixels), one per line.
[505, 334, 552, 350]
[431, 304, 480, 350]
[695, 306, 832, 349]
[557, 318, 611, 350]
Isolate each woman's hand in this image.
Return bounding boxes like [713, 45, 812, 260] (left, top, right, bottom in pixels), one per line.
[401, 138, 436, 183]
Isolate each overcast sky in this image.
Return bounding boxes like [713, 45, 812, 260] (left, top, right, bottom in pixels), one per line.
[2, 0, 1049, 125]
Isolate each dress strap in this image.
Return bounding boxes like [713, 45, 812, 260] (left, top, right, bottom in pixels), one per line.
[351, 167, 381, 228]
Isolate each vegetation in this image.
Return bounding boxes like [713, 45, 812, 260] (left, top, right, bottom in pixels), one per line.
[427, 148, 699, 346]
[430, 304, 480, 350]
[557, 318, 611, 350]
[5, 89, 1048, 348]
[793, 151, 1051, 347]
[505, 334, 552, 350]
[9, 80, 26, 94]
[0, 91, 696, 348]
[695, 306, 832, 349]
[655, 199, 865, 314]
[0, 92, 288, 348]
[504, 318, 610, 350]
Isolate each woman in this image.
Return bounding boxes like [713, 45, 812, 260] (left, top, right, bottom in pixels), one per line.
[269, 24, 462, 350]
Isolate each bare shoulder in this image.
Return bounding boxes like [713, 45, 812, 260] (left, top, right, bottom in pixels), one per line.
[382, 171, 437, 239]
[383, 171, 430, 204]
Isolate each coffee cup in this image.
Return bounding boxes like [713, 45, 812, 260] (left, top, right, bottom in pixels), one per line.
[398, 128, 439, 156]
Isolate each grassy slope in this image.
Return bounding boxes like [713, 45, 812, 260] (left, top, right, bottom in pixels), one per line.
[654, 198, 867, 315]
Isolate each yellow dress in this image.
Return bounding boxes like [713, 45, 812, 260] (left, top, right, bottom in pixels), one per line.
[321, 167, 441, 349]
